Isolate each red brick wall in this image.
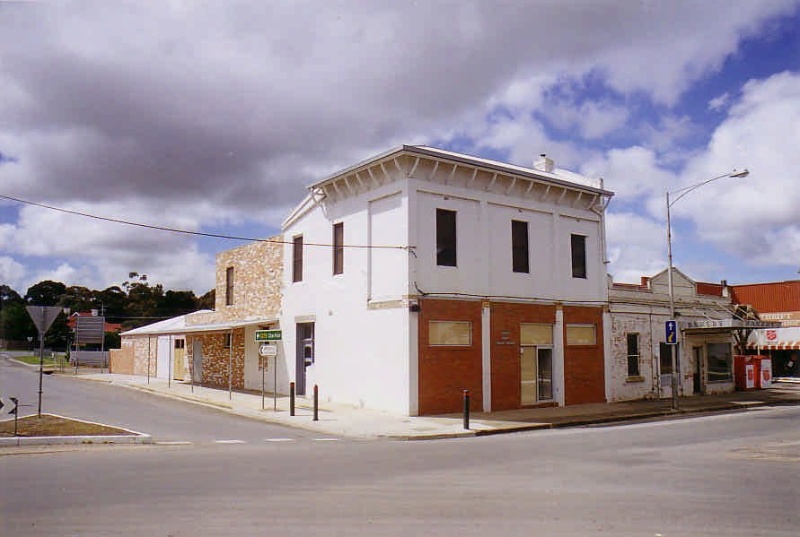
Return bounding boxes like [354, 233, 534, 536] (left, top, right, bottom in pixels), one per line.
[563, 306, 606, 405]
[188, 329, 246, 390]
[418, 298, 483, 415]
[490, 302, 557, 411]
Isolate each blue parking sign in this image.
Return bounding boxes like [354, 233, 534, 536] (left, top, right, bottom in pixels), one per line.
[665, 320, 677, 344]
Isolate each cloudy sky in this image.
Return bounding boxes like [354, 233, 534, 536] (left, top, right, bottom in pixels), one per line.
[1, 0, 799, 296]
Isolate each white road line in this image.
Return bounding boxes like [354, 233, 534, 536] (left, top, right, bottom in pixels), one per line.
[312, 438, 341, 442]
[265, 438, 295, 442]
[215, 440, 246, 444]
[156, 441, 193, 446]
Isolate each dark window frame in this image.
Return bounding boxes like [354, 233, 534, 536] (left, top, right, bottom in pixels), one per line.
[626, 333, 640, 377]
[570, 233, 587, 279]
[332, 222, 344, 276]
[512, 220, 530, 273]
[292, 235, 304, 283]
[436, 208, 457, 267]
[225, 266, 234, 306]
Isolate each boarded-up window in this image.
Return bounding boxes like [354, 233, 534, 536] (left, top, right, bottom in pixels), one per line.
[566, 324, 596, 345]
[571, 234, 587, 279]
[429, 321, 472, 346]
[520, 323, 552, 346]
[225, 267, 234, 306]
[436, 209, 457, 267]
[512, 220, 530, 273]
[292, 235, 303, 283]
[332, 222, 344, 275]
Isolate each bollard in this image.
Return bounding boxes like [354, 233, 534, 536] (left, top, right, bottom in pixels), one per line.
[289, 382, 296, 416]
[313, 384, 319, 422]
[463, 389, 470, 430]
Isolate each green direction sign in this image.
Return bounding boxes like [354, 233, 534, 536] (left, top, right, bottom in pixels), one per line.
[255, 329, 282, 342]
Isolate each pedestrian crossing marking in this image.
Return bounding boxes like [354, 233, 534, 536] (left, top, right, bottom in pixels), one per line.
[215, 439, 246, 444]
[265, 438, 295, 442]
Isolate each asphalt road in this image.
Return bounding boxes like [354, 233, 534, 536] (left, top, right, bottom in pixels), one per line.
[2, 351, 799, 536]
[0, 352, 325, 444]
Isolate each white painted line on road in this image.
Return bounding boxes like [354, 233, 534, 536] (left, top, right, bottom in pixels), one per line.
[215, 440, 246, 444]
[312, 438, 341, 442]
[265, 438, 295, 442]
[156, 441, 193, 446]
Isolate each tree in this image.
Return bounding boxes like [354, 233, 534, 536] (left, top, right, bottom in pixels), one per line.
[1, 285, 24, 346]
[25, 280, 67, 306]
[122, 273, 164, 329]
[198, 289, 215, 310]
[160, 290, 199, 318]
[97, 286, 128, 323]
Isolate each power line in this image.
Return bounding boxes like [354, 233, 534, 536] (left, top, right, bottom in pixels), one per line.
[0, 193, 411, 251]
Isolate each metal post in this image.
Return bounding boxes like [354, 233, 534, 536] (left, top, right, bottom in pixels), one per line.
[11, 398, 19, 436]
[37, 332, 45, 416]
[289, 381, 295, 416]
[313, 384, 319, 421]
[261, 355, 266, 410]
[273, 354, 277, 412]
[228, 330, 233, 400]
[666, 192, 679, 411]
[147, 336, 151, 385]
[463, 389, 470, 430]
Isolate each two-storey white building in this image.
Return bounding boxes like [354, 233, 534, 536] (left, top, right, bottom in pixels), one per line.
[280, 145, 613, 415]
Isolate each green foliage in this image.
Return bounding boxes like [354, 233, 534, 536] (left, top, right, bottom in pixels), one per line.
[2, 275, 214, 346]
[25, 280, 67, 306]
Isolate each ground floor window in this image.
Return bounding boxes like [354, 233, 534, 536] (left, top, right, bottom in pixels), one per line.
[659, 342, 674, 375]
[626, 333, 640, 377]
[429, 320, 472, 346]
[706, 342, 732, 382]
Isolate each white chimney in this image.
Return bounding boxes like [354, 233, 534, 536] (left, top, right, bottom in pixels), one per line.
[533, 153, 555, 173]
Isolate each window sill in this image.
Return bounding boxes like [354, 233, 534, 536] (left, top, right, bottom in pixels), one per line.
[625, 375, 645, 383]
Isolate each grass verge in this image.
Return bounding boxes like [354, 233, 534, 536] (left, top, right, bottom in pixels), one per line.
[0, 414, 136, 437]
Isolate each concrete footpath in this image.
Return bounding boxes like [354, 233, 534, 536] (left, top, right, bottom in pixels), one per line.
[68, 372, 800, 440]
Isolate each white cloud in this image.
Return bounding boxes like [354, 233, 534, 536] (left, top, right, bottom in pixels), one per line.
[605, 211, 666, 283]
[708, 92, 731, 111]
[0, 1, 797, 293]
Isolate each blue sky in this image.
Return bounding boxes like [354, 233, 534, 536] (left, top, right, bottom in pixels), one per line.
[1, 1, 800, 295]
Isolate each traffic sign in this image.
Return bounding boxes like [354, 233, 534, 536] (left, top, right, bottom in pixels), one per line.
[255, 329, 282, 341]
[26, 306, 63, 335]
[665, 319, 677, 345]
[259, 344, 277, 357]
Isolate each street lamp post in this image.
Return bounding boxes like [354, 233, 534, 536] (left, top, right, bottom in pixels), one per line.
[666, 168, 749, 410]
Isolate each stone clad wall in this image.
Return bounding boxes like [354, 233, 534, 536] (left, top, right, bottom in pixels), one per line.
[129, 336, 157, 377]
[211, 237, 283, 323]
[190, 329, 246, 390]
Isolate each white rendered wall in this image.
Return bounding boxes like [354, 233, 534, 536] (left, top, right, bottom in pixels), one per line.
[281, 181, 414, 414]
[156, 335, 170, 380]
[410, 180, 606, 303]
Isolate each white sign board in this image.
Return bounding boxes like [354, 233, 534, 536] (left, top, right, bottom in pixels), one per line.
[259, 344, 277, 357]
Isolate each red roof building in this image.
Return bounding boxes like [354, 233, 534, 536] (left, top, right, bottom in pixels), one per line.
[730, 281, 800, 326]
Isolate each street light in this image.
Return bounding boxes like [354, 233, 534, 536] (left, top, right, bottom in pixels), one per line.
[666, 168, 750, 410]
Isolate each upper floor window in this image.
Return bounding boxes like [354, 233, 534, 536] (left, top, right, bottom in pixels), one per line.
[292, 235, 304, 283]
[512, 220, 530, 273]
[225, 267, 234, 306]
[627, 333, 640, 377]
[570, 234, 587, 279]
[436, 208, 457, 267]
[332, 222, 344, 275]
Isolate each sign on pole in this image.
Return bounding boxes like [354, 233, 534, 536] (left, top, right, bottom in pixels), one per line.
[255, 329, 282, 342]
[665, 319, 677, 345]
[26, 306, 62, 336]
[259, 343, 277, 357]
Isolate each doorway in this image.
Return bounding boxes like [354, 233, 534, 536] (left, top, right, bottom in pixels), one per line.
[692, 346, 703, 394]
[173, 339, 186, 381]
[521, 346, 553, 405]
[192, 340, 203, 383]
[295, 322, 314, 396]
